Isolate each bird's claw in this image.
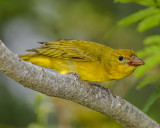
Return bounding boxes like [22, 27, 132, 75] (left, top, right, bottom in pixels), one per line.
[67, 72, 80, 79]
[90, 83, 116, 98]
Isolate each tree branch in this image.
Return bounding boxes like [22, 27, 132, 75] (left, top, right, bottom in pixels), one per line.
[0, 40, 159, 128]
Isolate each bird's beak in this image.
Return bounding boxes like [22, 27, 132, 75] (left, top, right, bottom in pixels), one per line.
[128, 57, 145, 66]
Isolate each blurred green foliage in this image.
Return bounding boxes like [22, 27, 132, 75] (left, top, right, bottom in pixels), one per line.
[107, 0, 160, 113]
[0, 0, 160, 128]
[27, 94, 57, 128]
[104, 7, 160, 38]
[0, 75, 36, 128]
[115, 0, 157, 6]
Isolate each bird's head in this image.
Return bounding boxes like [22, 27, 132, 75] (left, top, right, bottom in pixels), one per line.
[107, 49, 144, 80]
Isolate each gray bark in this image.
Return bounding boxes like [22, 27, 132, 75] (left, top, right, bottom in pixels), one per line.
[0, 40, 159, 128]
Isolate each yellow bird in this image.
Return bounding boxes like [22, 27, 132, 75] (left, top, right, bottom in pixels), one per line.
[19, 40, 144, 82]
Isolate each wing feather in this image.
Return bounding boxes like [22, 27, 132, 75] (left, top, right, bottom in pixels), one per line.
[27, 40, 111, 62]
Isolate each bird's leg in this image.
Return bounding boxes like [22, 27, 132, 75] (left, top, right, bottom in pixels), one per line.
[66, 72, 80, 79]
[89, 83, 116, 98]
[91, 83, 110, 93]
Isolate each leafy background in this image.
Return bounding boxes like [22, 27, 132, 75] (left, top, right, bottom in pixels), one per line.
[0, 0, 160, 128]
[112, 0, 160, 113]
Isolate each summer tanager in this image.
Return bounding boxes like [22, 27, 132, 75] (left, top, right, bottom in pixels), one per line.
[19, 40, 144, 82]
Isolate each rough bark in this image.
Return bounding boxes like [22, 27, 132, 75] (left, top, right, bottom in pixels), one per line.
[0, 40, 159, 128]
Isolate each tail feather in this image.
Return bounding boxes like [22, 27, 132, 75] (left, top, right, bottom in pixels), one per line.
[19, 54, 54, 69]
[19, 54, 36, 61]
[37, 42, 46, 44]
[26, 42, 47, 52]
[26, 48, 39, 53]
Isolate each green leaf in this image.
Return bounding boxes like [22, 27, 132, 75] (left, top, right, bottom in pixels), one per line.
[137, 45, 160, 58]
[138, 14, 160, 32]
[103, 25, 120, 39]
[144, 35, 160, 45]
[104, 7, 160, 38]
[118, 7, 160, 26]
[114, 0, 156, 6]
[142, 85, 160, 113]
[136, 76, 160, 90]
[135, 54, 160, 77]
[28, 123, 47, 128]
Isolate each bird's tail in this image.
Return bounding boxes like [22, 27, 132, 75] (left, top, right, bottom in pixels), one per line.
[19, 54, 54, 69]
[19, 54, 36, 61]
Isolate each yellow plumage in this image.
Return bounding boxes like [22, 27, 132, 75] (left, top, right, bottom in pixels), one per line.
[19, 40, 144, 82]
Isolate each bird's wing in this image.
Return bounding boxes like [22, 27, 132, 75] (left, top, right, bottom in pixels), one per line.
[27, 40, 110, 62]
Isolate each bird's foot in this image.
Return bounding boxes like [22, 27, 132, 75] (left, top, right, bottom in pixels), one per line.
[67, 72, 80, 79]
[90, 83, 116, 98]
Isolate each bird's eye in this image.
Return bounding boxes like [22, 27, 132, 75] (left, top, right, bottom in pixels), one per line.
[118, 56, 124, 61]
